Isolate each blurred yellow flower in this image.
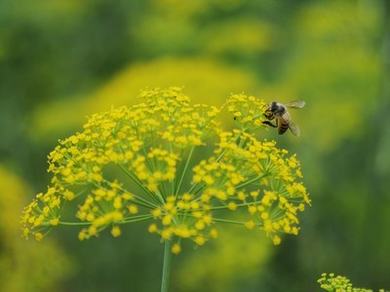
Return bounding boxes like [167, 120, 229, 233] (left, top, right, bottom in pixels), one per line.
[0, 166, 71, 291]
[203, 18, 274, 55]
[132, 0, 275, 58]
[30, 58, 260, 141]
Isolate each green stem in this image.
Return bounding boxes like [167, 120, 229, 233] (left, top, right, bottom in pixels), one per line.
[208, 201, 259, 210]
[58, 221, 91, 226]
[213, 217, 263, 226]
[187, 181, 202, 194]
[56, 215, 153, 227]
[160, 240, 172, 292]
[117, 164, 162, 205]
[213, 218, 247, 225]
[235, 173, 269, 190]
[175, 147, 195, 196]
[120, 215, 153, 224]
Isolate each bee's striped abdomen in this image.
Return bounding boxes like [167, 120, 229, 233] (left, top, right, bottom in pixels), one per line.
[277, 112, 290, 135]
[278, 121, 289, 134]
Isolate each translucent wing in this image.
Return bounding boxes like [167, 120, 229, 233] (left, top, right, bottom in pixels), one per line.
[285, 100, 305, 109]
[288, 120, 301, 136]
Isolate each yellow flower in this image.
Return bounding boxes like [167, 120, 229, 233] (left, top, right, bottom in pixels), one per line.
[317, 273, 378, 292]
[111, 226, 121, 238]
[63, 190, 75, 200]
[194, 236, 206, 246]
[127, 204, 138, 214]
[49, 218, 60, 226]
[34, 232, 43, 241]
[148, 224, 158, 233]
[248, 205, 257, 215]
[227, 202, 237, 210]
[21, 88, 309, 252]
[152, 208, 162, 218]
[272, 235, 281, 245]
[171, 243, 181, 255]
[209, 228, 218, 239]
[161, 229, 172, 240]
[244, 220, 256, 230]
[162, 215, 173, 226]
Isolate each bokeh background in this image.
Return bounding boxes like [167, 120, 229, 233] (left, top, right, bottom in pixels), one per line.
[1, 0, 389, 291]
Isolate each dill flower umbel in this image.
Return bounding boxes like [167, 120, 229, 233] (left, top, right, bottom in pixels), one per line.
[318, 273, 386, 292]
[22, 87, 310, 254]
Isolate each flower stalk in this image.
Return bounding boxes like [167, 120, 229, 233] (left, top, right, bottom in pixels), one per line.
[161, 240, 172, 292]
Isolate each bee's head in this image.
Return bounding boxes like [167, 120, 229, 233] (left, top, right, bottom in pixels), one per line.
[269, 101, 285, 115]
[270, 101, 278, 112]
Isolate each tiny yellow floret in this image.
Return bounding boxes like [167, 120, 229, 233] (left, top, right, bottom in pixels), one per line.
[111, 226, 121, 237]
[171, 243, 181, 254]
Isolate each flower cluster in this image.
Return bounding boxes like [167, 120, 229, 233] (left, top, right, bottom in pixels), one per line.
[22, 87, 310, 253]
[318, 273, 386, 292]
[226, 93, 268, 131]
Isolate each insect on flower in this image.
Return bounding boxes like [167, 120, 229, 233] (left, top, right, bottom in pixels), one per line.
[262, 100, 306, 136]
[21, 88, 310, 255]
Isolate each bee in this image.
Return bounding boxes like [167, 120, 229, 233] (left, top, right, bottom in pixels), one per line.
[262, 100, 305, 136]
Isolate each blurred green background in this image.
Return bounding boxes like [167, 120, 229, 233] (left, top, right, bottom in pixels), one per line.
[1, 0, 389, 291]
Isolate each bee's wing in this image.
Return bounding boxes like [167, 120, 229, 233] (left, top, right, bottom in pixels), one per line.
[288, 120, 301, 136]
[285, 100, 305, 109]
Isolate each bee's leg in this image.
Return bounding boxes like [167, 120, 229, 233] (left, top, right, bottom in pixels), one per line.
[262, 120, 277, 128]
[263, 112, 275, 120]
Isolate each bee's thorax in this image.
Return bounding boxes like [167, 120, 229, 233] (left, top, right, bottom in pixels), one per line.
[270, 102, 286, 115]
